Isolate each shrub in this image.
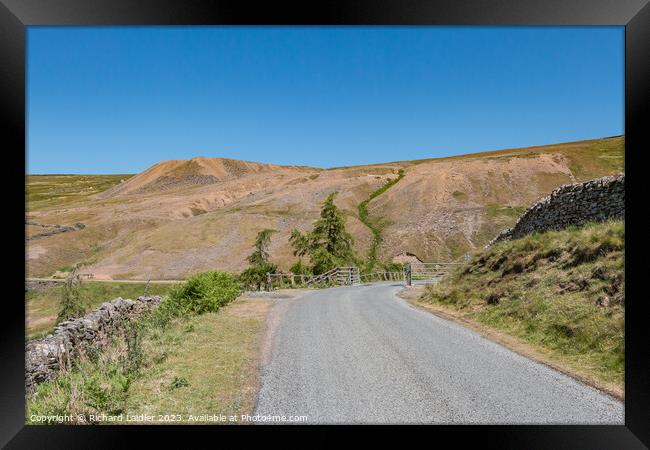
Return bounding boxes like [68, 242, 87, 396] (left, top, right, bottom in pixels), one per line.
[239, 262, 278, 291]
[162, 271, 241, 316]
[57, 270, 86, 323]
[289, 260, 311, 276]
[309, 247, 338, 275]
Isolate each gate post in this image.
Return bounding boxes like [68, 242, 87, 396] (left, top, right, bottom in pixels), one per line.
[406, 263, 412, 286]
[266, 273, 272, 291]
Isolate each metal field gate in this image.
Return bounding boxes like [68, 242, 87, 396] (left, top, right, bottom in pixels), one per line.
[266, 266, 360, 290]
[405, 262, 462, 285]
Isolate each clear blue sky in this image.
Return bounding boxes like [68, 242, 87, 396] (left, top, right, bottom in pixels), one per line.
[27, 26, 624, 174]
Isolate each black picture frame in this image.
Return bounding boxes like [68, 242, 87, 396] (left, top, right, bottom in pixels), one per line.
[2, 0, 648, 447]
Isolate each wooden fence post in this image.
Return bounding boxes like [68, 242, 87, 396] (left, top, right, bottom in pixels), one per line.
[406, 263, 412, 286]
[266, 273, 272, 291]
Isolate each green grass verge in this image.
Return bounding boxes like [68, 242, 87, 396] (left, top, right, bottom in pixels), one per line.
[123, 299, 270, 423]
[420, 220, 624, 390]
[26, 298, 269, 424]
[26, 272, 257, 424]
[26, 281, 175, 340]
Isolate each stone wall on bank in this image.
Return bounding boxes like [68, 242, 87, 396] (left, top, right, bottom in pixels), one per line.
[489, 174, 624, 246]
[25, 295, 162, 392]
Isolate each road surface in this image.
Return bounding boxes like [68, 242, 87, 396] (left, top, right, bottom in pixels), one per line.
[254, 283, 623, 424]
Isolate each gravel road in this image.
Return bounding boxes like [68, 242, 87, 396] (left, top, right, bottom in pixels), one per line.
[254, 283, 624, 424]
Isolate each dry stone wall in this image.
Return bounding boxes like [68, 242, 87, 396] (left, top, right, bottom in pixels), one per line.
[26, 222, 85, 240]
[489, 174, 624, 246]
[25, 295, 162, 392]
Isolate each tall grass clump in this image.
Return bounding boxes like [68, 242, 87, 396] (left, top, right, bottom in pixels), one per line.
[27, 338, 131, 424]
[56, 268, 87, 323]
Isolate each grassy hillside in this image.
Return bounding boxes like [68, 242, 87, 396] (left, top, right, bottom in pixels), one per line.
[418, 220, 624, 394]
[408, 135, 624, 178]
[27, 174, 132, 211]
[374, 136, 624, 263]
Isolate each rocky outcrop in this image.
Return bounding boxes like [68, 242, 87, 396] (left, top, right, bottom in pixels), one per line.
[25, 295, 162, 392]
[489, 174, 624, 246]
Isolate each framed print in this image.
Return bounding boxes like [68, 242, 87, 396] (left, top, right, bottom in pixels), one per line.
[1, 0, 648, 447]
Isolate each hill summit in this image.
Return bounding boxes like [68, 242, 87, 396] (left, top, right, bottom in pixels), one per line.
[101, 157, 309, 198]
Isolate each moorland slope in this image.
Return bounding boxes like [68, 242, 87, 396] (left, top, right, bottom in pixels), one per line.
[26, 136, 624, 279]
